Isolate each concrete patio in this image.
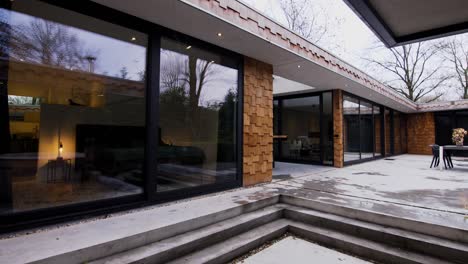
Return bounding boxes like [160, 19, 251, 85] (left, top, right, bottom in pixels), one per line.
[274, 154, 468, 215]
[2, 154, 468, 263]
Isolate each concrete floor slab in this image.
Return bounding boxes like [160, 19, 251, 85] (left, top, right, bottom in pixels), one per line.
[274, 154, 468, 215]
[242, 236, 371, 264]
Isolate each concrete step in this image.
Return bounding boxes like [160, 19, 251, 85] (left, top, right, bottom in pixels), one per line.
[89, 205, 284, 264]
[168, 219, 289, 264]
[289, 221, 453, 264]
[281, 194, 468, 244]
[285, 206, 468, 264]
[30, 195, 278, 264]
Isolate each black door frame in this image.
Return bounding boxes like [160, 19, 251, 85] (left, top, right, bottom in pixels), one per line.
[0, 0, 244, 232]
[273, 91, 334, 166]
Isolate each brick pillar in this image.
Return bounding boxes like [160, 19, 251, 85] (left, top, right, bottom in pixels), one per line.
[243, 57, 273, 186]
[407, 112, 435, 155]
[333, 90, 344, 168]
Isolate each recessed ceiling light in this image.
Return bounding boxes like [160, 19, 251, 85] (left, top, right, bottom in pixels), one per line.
[131, 37, 136, 41]
[217, 32, 222, 37]
[186, 45, 192, 50]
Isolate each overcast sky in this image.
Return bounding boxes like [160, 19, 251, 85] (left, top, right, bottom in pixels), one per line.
[241, 0, 468, 101]
[240, 0, 378, 68]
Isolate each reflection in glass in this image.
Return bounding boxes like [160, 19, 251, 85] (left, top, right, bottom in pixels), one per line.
[321, 92, 333, 165]
[273, 100, 279, 160]
[157, 37, 238, 192]
[0, 1, 147, 213]
[394, 112, 402, 154]
[360, 101, 373, 159]
[280, 96, 321, 162]
[385, 109, 392, 156]
[373, 106, 382, 157]
[343, 96, 360, 162]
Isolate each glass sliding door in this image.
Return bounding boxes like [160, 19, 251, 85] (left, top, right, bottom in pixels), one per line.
[0, 0, 148, 214]
[373, 106, 383, 157]
[157, 37, 239, 192]
[273, 100, 280, 160]
[343, 94, 384, 164]
[385, 108, 392, 156]
[280, 96, 321, 162]
[321, 92, 333, 165]
[343, 95, 360, 162]
[360, 101, 374, 159]
[0, 0, 244, 229]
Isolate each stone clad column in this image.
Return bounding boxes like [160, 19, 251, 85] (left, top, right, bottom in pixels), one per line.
[243, 57, 273, 186]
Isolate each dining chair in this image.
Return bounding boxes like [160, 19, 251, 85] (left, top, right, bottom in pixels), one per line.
[430, 144, 453, 169]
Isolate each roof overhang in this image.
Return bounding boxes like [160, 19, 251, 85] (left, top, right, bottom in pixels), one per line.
[344, 0, 468, 47]
[91, 0, 417, 112]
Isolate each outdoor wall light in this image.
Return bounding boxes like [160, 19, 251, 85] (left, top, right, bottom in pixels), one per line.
[217, 32, 223, 37]
[131, 37, 136, 41]
[186, 45, 192, 50]
[297, 65, 301, 68]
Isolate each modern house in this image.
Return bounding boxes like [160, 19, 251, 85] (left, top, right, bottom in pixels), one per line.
[1, 0, 468, 232]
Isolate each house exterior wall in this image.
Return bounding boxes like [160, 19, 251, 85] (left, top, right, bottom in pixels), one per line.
[333, 90, 344, 168]
[243, 57, 273, 186]
[407, 112, 435, 155]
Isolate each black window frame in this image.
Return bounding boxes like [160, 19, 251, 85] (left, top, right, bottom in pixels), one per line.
[273, 90, 334, 166]
[342, 92, 385, 166]
[0, 0, 244, 232]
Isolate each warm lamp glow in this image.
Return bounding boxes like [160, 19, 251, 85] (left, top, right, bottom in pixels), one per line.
[58, 142, 63, 158]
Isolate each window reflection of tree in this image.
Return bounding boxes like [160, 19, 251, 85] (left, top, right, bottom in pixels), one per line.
[9, 19, 97, 71]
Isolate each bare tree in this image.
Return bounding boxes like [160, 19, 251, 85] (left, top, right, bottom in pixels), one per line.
[443, 37, 468, 99]
[279, 0, 329, 44]
[365, 42, 449, 102]
[9, 19, 95, 71]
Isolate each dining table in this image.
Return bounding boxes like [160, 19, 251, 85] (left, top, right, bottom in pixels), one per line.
[439, 145, 468, 170]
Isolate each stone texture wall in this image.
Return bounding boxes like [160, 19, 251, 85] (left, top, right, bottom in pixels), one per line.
[243, 57, 273, 186]
[333, 90, 344, 168]
[407, 112, 435, 155]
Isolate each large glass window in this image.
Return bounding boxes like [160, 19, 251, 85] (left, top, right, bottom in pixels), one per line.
[0, 0, 147, 213]
[385, 109, 392, 156]
[273, 100, 280, 160]
[435, 111, 468, 156]
[321, 92, 333, 165]
[343, 95, 360, 162]
[157, 37, 239, 192]
[393, 111, 407, 155]
[360, 101, 374, 159]
[343, 94, 383, 163]
[373, 106, 382, 157]
[280, 96, 321, 162]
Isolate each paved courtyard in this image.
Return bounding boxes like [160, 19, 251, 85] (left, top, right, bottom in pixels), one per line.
[274, 154, 468, 215]
[241, 236, 371, 264]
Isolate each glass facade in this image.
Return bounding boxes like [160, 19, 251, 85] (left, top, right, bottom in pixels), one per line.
[0, 1, 148, 213]
[343, 94, 384, 163]
[273, 92, 333, 165]
[157, 37, 239, 192]
[343, 95, 360, 162]
[0, 0, 242, 227]
[435, 110, 468, 156]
